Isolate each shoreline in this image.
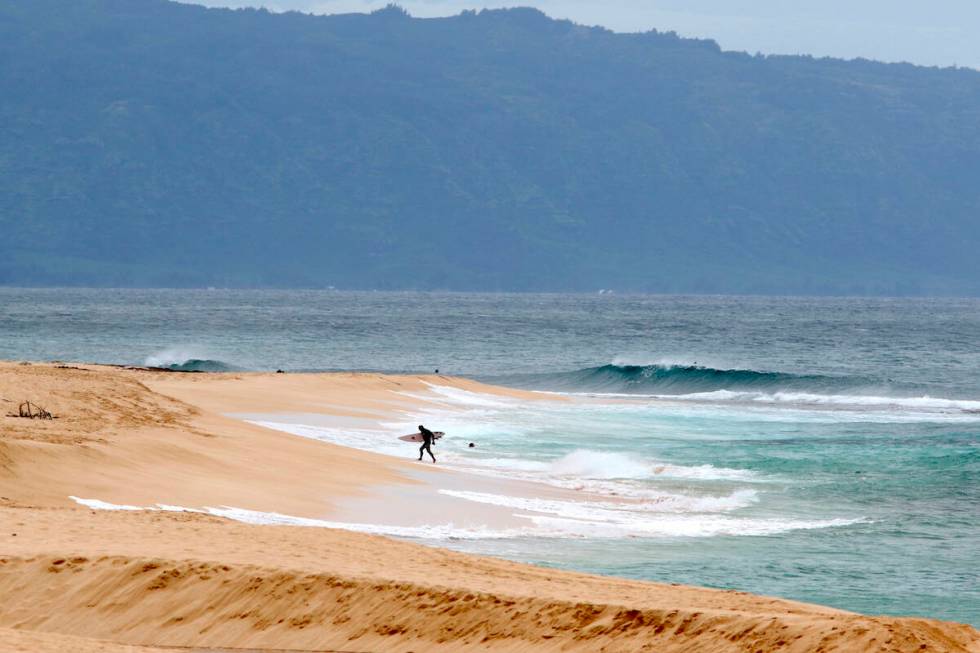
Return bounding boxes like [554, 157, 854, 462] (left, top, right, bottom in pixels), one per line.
[1, 361, 977, 652]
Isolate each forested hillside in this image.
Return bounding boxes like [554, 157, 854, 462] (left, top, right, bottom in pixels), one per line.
[2, 0, 979, 293]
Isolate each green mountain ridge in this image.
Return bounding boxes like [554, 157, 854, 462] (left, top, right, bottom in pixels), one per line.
[2, 0, 979, 294]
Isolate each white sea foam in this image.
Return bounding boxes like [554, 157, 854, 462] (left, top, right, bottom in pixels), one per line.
[203, 507, 535, 540]
[69, 497, 537, 540]
[547, 450, 650, 479]
[439, 488, 758, 518]
[563, 388, 980, 415]
[71, 495, 858, 540]
[651, 463, 761, 481]
[448, 456, 553, 473]
[240, 386, 870, 541]
[766, 392, 980, 411]
[144, 346, 207, 368]
[675, 389, 980, 411]
[250, 420, 762, 494]
[247, 421, 408, 457]
[414, 383, 519, 408]
[71, 496, 143, 511]
[610, 355, 734, 369]
[520, 513, 867, 538]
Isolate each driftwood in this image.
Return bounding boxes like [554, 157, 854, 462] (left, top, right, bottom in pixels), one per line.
[16, 401, 54, 420]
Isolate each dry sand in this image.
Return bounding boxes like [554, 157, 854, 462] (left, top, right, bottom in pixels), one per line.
[0, 362, 977, 652]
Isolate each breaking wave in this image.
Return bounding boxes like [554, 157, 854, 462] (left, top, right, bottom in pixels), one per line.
[144, 348, 239, 372]
[496, 363, 980, 414]
[516, 363, 874, 395]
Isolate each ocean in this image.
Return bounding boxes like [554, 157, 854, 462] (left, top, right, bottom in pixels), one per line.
[2, 288, 977, 625]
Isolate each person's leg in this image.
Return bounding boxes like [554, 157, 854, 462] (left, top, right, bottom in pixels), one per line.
[427, 443, 436, 462]
[418, 443, 425, 460]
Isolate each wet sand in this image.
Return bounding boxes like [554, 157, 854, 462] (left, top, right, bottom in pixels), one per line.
[0, 362, 977, 652]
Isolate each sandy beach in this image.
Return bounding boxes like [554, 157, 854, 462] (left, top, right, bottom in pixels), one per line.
[1, 361, 977, 652]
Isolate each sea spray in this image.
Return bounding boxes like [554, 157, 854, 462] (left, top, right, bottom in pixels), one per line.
[548, 450, 650, 479]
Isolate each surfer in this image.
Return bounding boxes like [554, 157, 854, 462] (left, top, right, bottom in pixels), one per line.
[417, 424, 436, 463]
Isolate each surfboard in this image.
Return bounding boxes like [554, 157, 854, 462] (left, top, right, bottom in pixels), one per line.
[398, 431, 444, 443]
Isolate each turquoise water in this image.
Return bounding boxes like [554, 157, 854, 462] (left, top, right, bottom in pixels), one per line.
[1, 289, 977, 624]
[414, 394, 977, 624]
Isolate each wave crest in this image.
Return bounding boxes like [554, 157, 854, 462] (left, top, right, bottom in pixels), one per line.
[559, 363, 865, 395]
[144, 347, 238, 372]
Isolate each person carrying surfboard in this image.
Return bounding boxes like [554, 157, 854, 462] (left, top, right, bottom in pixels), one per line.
[418, 424, 436, 463]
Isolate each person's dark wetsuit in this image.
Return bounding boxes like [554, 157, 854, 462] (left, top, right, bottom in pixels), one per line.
[417, 424, 436, 463]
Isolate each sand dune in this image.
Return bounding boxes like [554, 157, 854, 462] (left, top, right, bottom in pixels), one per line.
[0, 362, 423, 514]
[3, 507, 977, 653]
[0, 362, 977, 652]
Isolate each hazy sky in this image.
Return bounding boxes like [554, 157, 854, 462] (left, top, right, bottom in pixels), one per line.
[189, 0, 980, 69]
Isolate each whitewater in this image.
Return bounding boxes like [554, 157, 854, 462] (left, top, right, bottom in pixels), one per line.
[1, 289, 977, 625]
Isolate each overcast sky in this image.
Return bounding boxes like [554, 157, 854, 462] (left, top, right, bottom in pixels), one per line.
[188, 0, 980, 69]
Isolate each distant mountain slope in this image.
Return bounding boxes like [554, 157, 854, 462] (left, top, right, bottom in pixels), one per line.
[2, 0, 979, 293]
